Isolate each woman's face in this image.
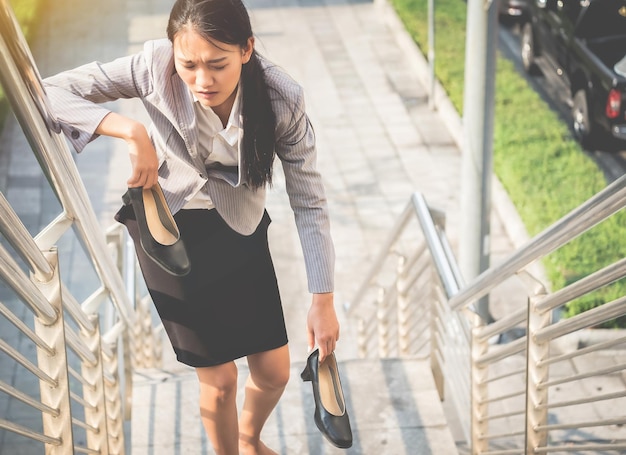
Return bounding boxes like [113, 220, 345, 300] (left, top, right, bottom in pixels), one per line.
[173, 28, 253, 120]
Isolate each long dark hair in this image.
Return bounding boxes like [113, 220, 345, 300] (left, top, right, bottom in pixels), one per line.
[167, 0, 276, 189]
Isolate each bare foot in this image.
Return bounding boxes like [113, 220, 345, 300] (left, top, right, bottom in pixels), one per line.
[239, 440, 278, 455]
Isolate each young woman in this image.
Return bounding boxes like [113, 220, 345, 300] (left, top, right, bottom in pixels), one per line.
[44, 0, 340, 453]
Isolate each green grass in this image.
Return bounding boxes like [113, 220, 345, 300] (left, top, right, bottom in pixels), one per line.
[9, 0, 41, 40]
[391, 0, 626, 326]
[0, 0, 44, 127]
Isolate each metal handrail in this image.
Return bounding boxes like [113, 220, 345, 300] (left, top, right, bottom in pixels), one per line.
[349, 175, 626, 453]
[0, 1, 162, 453]
[448, 174, 626, 310]
[346, 192, 464, 313]
[0, 193, 53, 279]
[0, 242, 57, 323]
[0, 0, 134, 327]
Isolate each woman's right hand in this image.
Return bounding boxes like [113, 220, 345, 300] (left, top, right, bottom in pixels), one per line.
[125, 125, 159, 189]
[95, 112, 159, 188]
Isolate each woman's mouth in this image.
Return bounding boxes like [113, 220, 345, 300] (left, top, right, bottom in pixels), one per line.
[197, 90, 217, 100]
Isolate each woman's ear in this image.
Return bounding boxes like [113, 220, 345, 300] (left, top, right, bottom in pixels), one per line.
[242, 37, 255, 64]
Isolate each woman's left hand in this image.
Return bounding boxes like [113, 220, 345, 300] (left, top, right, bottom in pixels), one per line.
[306, 292, 340, 363]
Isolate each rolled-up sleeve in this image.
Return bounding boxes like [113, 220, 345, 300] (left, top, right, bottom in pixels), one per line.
[43, 47, 153, 152]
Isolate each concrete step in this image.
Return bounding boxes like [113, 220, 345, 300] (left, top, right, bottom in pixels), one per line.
[131, 357, 458, 454]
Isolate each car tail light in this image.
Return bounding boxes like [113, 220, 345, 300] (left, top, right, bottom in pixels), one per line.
[605, 89, 621, 119]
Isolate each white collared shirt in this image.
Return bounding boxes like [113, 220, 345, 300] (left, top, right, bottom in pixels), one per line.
[182, 86, 242, 209]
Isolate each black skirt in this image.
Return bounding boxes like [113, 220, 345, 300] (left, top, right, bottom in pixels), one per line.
[115, 205, 288, 367]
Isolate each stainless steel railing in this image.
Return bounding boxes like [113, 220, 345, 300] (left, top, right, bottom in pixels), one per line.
[347, 178, 626, 453]
[0, 1, 161, 453]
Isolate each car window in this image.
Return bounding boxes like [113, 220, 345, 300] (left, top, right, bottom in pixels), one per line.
[575, 0, 626, 39]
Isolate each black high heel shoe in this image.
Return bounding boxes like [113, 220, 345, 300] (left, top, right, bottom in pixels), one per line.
[301, 349, 353, 449]
[122, 184, 191, 276]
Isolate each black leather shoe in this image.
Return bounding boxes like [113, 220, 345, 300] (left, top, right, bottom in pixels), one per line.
[122, 184, 191, 276]
[301, 349, 353, 448]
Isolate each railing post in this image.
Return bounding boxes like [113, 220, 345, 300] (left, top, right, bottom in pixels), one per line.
[525, 292, 550, 451]
[132, 293, 146, 368]
[80, 315, 110, 454]
[121, 330, 133, 420]
[471, 314, 489, 454]
[134, 294, 159, 368]
[102, 339, 126, 454]
[357, 318, 367, 358]
[430, 267, 445, 400]
[31, 248, 75, 454]
[376, 287, 389, 357]
[106, 225, 134, 423]
[397, 255, 410, 356]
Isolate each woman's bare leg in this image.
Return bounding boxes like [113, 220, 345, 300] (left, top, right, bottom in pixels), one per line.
[196, 362, 239, 455]
[239, 344, 290, 455]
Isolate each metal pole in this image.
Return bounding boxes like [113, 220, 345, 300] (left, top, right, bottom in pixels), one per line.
[80, 315, 111, 455]
[525, 291, 550, 452]
[427, 0, 436, 110]
[459, 0, 498, 324]
[470, 314, 489, 454]
[0, 0, 135, 327]
[32, 249, 75, 455]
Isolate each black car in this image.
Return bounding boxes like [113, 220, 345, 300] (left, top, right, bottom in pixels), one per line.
[498, 0, 529, 20]
[520, 0, 626, 148]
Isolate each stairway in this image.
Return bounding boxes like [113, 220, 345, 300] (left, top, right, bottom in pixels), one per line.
[131, 357, 458, 454]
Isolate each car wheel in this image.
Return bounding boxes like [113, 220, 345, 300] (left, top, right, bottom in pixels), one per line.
[521, 22, 538, 74]
[572, 89, 596, 149]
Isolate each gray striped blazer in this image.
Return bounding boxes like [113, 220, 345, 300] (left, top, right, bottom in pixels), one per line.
[44, 38, 334, 294]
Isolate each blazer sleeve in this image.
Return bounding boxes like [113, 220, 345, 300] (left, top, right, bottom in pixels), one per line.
[43, 45, 154, 153]
[273, 81, 335, 294]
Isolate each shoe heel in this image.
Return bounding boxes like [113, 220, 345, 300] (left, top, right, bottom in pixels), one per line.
[301, 363, 312, 382]
[122, 190, 131, 206]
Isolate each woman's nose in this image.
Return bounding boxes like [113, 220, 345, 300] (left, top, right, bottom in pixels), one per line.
[196, 68, 213, 87]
